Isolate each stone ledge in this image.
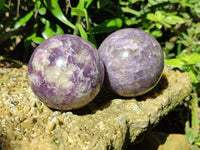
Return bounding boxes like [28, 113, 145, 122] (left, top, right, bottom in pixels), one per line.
[0, 66, 192, 150]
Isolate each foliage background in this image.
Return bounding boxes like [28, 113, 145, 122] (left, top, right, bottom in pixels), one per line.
[0, 0, 199, 149]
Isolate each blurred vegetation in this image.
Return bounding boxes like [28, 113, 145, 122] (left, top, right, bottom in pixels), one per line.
[0, 0, 199, 149]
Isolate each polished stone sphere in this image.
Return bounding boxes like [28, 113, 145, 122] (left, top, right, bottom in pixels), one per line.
[98, 28, 164, 97]
[28, 35, 104, 110]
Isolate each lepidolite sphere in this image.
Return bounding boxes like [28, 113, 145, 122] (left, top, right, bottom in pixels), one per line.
[98, 28, 164, 97]
[28, 35, 104, 110]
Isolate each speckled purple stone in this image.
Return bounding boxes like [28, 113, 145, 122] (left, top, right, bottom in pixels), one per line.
[28, 35, 104, 110]
[98, 28, 164, 97]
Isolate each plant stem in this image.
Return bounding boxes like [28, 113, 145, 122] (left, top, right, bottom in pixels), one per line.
[73, 16, 82, 36]
[191, 88, 199, 138]
[121, 7, 140, 17]
[84, 9, 97, 47]
[73, 0, 85, 36]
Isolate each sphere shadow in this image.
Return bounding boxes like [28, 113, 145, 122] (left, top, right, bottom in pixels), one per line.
[71, 87, 120, 115]
[71, 73, 169, 116]
[135, 73, 169, 101]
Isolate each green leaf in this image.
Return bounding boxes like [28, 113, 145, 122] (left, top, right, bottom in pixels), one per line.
[14, 11, 34, 29]
[43, 0, 75, 29]
[35, 0, 41, 10]
[161, 21, 172, 28]
[42, 26, 54, 39]
[194, 7, 200, 14]
[151, 30, 162, 38]
[188, 53, 200, 65]
[77, 24, 88, 41]
[188, 70, 198, 83]
[71, 8, 85, 17]
[165, 41, 174, 50]
[128, 0, 138, 4]
[178, 53, 189, 62]
[194, 138, 200, 146]
[165, 58, 184, 67]
[76, 0, 84, 10]
[182, 12, 190, 19]
[186, 128, 195, 144]
[155, 11, 165, 21]
[39, 7, 47, 15]
[53, 24, 64, 35]
[125, 17, 141, 26]
[155, 23, 162, 29]
[92, 18, 123, 34]
[40, 18, 54, 39]
[41, 17, 64, 37]
[146, 13, 156, 21]
[164, 16, 185, 25]
[0, 0, 6, 10]
[85, 0, 93, 8]
[24, 32, 37, 47]
[32, 37, 45, 44]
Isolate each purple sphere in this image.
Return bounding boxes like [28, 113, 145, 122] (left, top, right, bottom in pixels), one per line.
[98, 28, 164, 97]
[28, 35, 104, 110]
